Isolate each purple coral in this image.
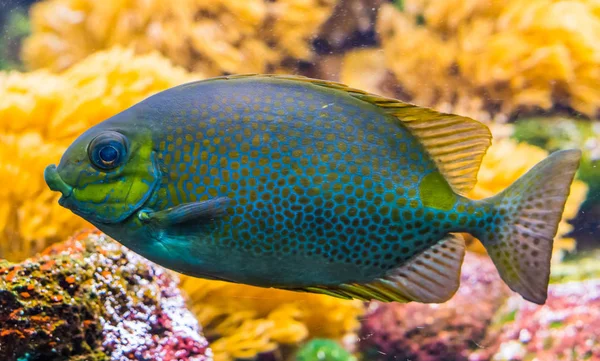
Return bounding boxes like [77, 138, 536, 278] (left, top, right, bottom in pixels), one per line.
[0, 230, 212, 361]
[480, 279, 600, 361]
[358, 252, 511, 361]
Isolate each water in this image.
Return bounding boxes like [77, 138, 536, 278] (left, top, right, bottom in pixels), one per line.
[0, 0, 599, 360]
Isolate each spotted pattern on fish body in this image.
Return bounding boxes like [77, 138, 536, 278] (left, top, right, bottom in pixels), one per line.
[46, 75, 582, 305]
[142, 78, 466, 278]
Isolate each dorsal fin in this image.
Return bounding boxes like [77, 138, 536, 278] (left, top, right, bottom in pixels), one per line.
[290, 233, 466, 303]
[194, 74, 491, 194]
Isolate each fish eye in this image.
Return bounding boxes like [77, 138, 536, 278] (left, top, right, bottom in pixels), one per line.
[88, 131, 128, 171]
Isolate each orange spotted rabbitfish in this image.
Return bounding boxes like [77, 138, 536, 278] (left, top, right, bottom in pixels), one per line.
[44, 75, 581, 305]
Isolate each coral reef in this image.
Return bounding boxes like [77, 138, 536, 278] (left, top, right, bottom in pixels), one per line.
[376, 0, 600, 119]
[0, 46, 365, 361]
[473, 279, 600, 361]
[296, 339, 357, 361]
[358, 252, 511, 361]
[0, 230, 211, 361]
[22, 0, 336, 75]
[3, 4, 598, 361]
[0, 47, 199, 262]
[180, 277, 364, 361]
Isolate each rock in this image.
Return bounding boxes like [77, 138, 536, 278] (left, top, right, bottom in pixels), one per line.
[315, 0, 386, 53]
[0, 230, 212, 361]
[358, 252, 511, 361]
[479, 279, 600, 361]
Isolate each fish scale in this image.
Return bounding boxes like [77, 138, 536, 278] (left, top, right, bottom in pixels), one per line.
[146, 79, 453, 278]
[45, 74, 582, 305]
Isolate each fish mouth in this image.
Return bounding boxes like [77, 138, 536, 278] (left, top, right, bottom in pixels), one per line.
[44, 164, 74, 201]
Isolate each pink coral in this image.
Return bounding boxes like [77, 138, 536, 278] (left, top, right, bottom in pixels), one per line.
[478, 279, 600, 361]
[359, 252, 511, 361]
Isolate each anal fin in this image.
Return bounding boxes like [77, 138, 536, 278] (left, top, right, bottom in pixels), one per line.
[292, 234, 466, 303]
[378, 233, 466, 303]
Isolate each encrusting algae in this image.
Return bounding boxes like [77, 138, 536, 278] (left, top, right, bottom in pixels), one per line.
[0, 230, 212, 361]
[376, 0, 600, 119]
[22, 0, 336, 75]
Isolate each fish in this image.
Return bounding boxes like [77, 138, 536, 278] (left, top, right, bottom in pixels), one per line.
[44, 74, 581, 305]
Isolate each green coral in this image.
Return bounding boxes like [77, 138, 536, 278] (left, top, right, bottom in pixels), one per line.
[296, 339, 357, 361]
[550, 250, 600, 283]
[512, 117, 584, 150]
[513, 117, 600, 200]
[0, 7, 30, 70]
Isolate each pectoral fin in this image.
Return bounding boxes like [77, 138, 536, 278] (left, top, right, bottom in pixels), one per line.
[138, 197, 231, 226]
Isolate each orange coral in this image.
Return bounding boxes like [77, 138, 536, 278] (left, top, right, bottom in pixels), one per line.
[22, 0, 336, 75]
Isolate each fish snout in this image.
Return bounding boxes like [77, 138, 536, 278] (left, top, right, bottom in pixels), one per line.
[44, 164, 74, 198]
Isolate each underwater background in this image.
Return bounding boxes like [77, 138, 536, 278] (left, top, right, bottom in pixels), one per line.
[0, 0, 599, 360]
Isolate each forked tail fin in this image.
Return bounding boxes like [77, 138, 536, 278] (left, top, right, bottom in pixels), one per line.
[477, 149, 581, 304]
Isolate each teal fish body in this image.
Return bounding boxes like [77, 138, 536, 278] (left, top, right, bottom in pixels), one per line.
[45, 75, 581, 304]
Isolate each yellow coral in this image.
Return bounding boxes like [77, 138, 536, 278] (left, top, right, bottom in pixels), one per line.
[340, 49, 390, 96]
[22, 0, 336, 76]
[0, 132, 86, 259]
[377, 0, 600, 118]
[466, 134, 588, 259]
[180, 277, 364, 361]
[0, 47, 200, 261]
[339, 47, 500, 123]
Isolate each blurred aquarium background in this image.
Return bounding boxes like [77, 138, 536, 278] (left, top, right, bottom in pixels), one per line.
[0, 0, 599, 360]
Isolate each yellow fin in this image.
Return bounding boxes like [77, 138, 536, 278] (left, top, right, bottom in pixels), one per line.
[379, 104, 491, 194]
[291, 233, 466, 303]
[194, 74, 491, 194]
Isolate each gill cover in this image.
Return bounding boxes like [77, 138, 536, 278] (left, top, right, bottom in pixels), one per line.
[57, 127, 160, 224]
